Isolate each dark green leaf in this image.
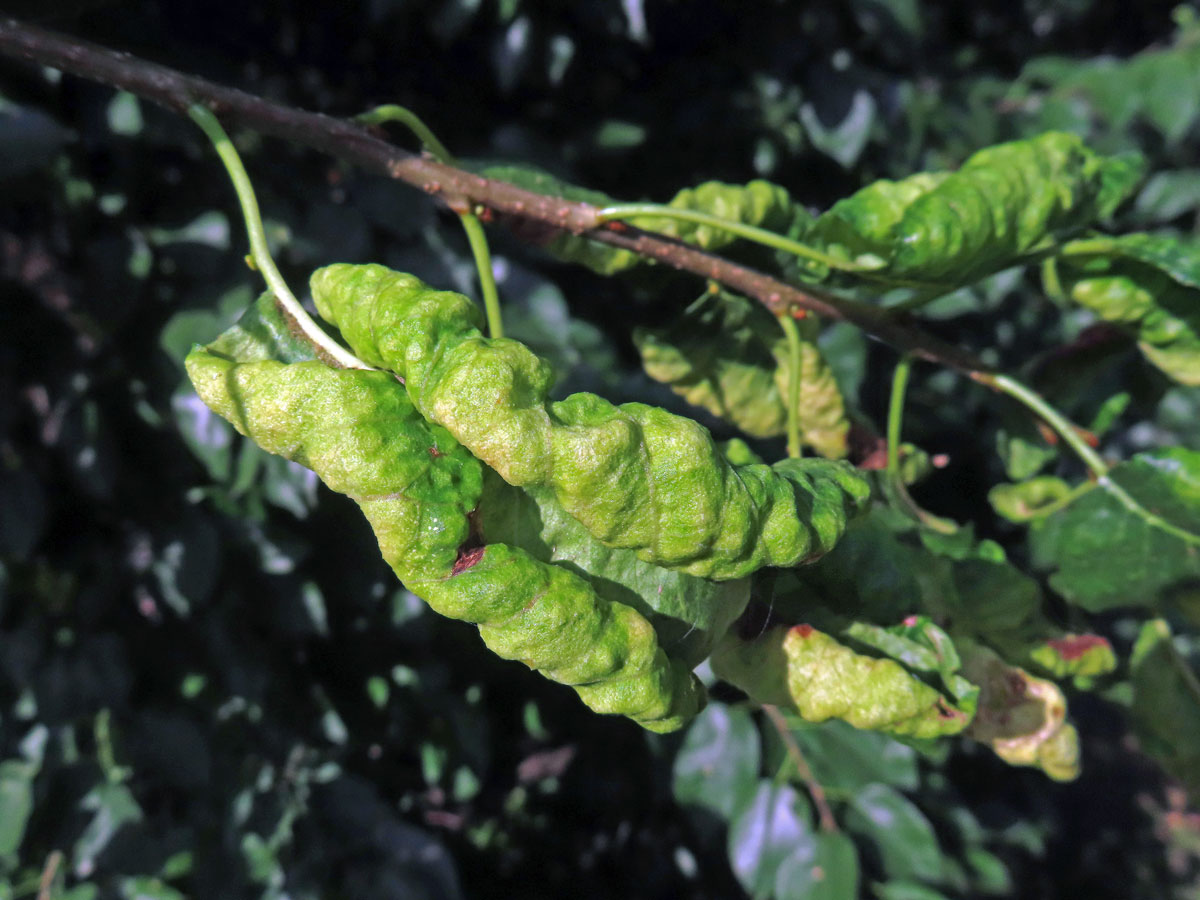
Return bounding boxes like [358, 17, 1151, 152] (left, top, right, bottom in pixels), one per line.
[727, 782, 813, 897]
[1030, 448, 1200, 610]
[0, 760, 35, 858]
[774, 831, 859, 900]
[1130, 619, 1200, 793]
[74, 783, 143, 877]
[844, 784, 943, 884]
[672, 703, 761, 820]
[788, 719, 919, 792]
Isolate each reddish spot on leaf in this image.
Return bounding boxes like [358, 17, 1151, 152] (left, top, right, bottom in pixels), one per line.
[428, 445, 443, 459]
[792, 624, 815, 638]
[936, 697, 966, 720]
[1045, 633, 1111, 661]
[452, 545, 486, 575]
[1006, 672, 1028, 698]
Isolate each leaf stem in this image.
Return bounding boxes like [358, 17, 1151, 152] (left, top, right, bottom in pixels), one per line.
[357, 103, 503, 338]
[985, 373, 1109, 479]
[982, 372, 1200, 548]
[594, 203, 869, 272]
[888, 356, 957, 534]
[460, 211, 504, 339]
[762, 704, 838, 832]
[187, 104, 371, 370]
[777, 313, 804, 458]
[356, 103, 454, 162]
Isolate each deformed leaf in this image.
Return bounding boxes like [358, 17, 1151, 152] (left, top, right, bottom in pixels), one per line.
[1058, 233, 1200, 385]
[634, 290, 787, 438]
[477, 475, 750, 667]
[711, 624, 972, 739]
[1028, 634, 1117, 686]
[1029, 448, 1200, 611]
[634, 290, 849, 456]
[793, 132, 1145, 289]
[185, 324, 703, 732]
[479, 164, 808, 274]
[960, 642, 1080, 781]
[311, 263, 869, 581]
[989, 477, 1075, 523]
[1130, 619, 1200, 793]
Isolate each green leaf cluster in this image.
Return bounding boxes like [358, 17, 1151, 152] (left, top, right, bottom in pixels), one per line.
[186, 270, 871, 732]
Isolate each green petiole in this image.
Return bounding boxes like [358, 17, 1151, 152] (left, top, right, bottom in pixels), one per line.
[594, 203, 873, 272]
[188, 104, 372, 370]
[888, 355, 957, 534]
[776, 312, 804, 459]
[357, 104, 504, 339]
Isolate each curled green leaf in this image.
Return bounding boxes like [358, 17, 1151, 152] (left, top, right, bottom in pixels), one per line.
[711, 625, 972, 739]
[1028, 634, 1117, 685]
[1058, 233, 1200, 385]
[184, 343, 703, 732]
[795, 132, 1144, 289]
[634, 290, 849, 457]
[479, 165, 806, 274]
[311, 263, 870, 580]
[961, 643, 1080, 781]
[988, 476, 1076, 523]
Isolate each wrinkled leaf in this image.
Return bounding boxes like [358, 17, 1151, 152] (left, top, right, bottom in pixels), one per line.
[1028, 634, 1117, 685]
[187, 291, 703, 731]
[794, 132, 1144, 289]
[634, 290, 849, 456]
[960, 642, 1080, 781]
[1058, 233, 1200, 384]
[313, 263, 870, 581]
[477, 476, 750, 666]
[711, 625, 972, 739]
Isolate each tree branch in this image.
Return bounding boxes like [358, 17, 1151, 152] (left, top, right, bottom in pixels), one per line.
[0, 15, 990, 375]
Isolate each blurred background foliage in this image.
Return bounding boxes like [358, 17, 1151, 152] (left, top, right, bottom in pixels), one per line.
[1, 1, 1200, 897]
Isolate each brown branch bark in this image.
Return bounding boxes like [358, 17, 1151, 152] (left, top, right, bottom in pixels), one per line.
[0, 16, 993, 376]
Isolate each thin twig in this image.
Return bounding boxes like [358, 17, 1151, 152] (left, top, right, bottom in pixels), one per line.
[0, 15, 988, 375]
[37, 850, 62, 900]
[762, 704, 838, 833]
